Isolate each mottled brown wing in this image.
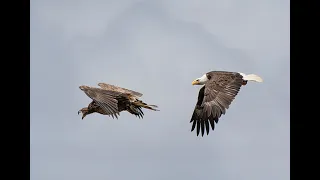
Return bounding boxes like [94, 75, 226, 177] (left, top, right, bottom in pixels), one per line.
[82, 87, 125, 119]
[98, 83, 143, 98]
[87, 101, 114, 115]
[191, 71, 243, 136]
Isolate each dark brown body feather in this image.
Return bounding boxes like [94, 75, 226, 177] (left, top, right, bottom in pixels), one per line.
[78, 84, 158, 119]
[190, 71, 246, 136]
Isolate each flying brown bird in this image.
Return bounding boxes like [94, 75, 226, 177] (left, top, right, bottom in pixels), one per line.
[78, 83, 159, 119]
[190, 71, 263, 136]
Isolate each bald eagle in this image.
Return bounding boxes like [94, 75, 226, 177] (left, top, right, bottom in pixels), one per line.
[78, 83, 159, 119]
[190, 71, 263, 136]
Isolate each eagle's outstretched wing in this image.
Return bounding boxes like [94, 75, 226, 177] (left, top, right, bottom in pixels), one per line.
[98, 83, 143, 97]
[190, 72, 244, 136]
[80, 86, 125, 119]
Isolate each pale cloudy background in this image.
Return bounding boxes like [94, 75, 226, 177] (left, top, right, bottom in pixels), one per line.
[30, 0, 290, 180]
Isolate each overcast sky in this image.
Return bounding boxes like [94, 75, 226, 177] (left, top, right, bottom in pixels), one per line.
[31, 0, 289, 180]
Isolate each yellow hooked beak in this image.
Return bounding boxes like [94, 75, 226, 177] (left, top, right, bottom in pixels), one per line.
[192, 80, 199, 85]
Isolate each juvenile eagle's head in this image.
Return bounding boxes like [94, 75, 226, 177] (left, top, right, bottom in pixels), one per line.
[79, 85, 90, 91]
[78, 107, 89, 119]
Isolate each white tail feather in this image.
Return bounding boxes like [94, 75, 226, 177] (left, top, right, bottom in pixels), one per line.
[239, 72, 263, 82]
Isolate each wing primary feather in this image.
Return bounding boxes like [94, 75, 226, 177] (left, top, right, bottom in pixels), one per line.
[201, 120, 205, 136]
[209, 119, 215, 130]
[205, 120, 210, 135]
[196, 121, 201, 136]
[191, 120, 196, 131]
[214, 117, 219, 124]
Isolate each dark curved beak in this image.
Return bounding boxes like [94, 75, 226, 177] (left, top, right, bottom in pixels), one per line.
[78, 110, 86, 120]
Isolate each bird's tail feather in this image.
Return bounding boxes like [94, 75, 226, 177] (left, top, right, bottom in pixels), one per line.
[133, 100, 159, 111]
[239, 72, 263, 82]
